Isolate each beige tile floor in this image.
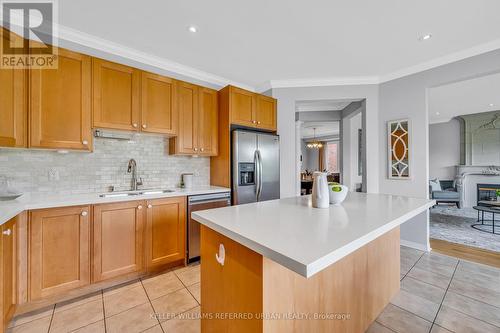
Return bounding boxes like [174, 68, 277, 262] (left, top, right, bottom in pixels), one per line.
[368, 246, 500, 333]
[7, 248, 500, 333]
[7, 264, 201, 333]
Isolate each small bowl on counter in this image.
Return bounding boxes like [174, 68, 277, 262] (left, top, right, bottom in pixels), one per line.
[328, 183, 348, 206]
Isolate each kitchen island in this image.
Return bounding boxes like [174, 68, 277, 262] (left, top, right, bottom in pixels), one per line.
[192, 192, 435, 333]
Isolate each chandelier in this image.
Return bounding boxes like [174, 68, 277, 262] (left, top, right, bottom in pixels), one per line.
[306, 128, 323, 149]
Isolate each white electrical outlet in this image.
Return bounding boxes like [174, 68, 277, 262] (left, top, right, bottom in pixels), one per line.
[48, 168, 60, 181]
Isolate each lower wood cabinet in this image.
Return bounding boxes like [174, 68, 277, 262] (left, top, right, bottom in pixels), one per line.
[145, 197, 186, 269]
[92, 201, 145, 282]
[2, 215, 18, 327]
[29, 206, 91, 300]
[19, 196, 186, 306]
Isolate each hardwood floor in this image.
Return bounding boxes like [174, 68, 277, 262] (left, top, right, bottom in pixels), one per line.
[430, 238, 500, 268]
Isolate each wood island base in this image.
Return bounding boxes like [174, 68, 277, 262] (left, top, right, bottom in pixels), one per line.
[200, 225, 400, 333]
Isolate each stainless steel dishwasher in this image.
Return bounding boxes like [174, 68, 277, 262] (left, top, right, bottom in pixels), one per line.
[187, 192, 231, 263]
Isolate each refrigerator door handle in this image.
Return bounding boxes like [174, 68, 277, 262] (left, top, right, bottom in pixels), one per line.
[254, 149, 260, 200]
[256, 149, 263, 201]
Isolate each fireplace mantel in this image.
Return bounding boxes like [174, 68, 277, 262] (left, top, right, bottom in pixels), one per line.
[455, 165, 500, 207]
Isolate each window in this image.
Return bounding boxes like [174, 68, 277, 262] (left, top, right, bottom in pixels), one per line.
[325, 142, 339, 173]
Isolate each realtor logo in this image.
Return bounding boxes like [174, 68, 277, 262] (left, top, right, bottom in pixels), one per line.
[1, 0, 58, 68]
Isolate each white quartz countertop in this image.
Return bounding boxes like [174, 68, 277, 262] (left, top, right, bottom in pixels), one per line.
[0, 186, 230, 225]
[192, 192, 435, 278]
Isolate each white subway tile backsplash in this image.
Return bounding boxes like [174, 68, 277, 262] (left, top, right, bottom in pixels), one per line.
[0, 135, 209, 195]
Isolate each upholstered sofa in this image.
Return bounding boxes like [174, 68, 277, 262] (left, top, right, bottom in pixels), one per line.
[429, 179, 460, 208]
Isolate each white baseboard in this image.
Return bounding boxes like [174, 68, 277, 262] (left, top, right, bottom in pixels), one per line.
[400, 239, 430, 252]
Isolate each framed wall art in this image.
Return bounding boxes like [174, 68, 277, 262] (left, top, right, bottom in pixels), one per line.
[388, 119, 411, 179]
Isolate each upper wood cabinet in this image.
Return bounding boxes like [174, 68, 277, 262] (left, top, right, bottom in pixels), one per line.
[2, 215, 17, 325]
[141, 72, 177, 135]
[198, 87, 218, 155]
[145, 197, 186, 270]
[173, 81, 198, 154]
[226, 86, 277, 131]
[255, 94, 277, 131]
[92, 58, 141, 131]
[229, 86, 255, 127]
[30, 48, 92, 150]
[92, 201, 145, 282]
[170, 82, 218, 156]
[0, 30, 27, 148]
[29, 206, 91, 300]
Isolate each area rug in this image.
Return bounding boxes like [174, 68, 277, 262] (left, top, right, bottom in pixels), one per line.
[430, 205, 500, 253]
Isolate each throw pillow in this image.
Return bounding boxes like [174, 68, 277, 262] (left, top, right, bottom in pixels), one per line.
[429, 179, 442, 191]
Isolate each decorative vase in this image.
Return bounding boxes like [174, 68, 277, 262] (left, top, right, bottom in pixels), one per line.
[312, 172, 329, 208]
[328, 184, 348, 206]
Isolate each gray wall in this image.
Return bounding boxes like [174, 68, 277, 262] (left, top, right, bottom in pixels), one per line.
[300, 139, 319, 171]
[271, 48, 500, 250]
[0, 135, 209, 195]
[272, 85, 379, 198]
[378, 48, 500, 250]
[461, 111, 500, 165]
[429, 119, 461, 180]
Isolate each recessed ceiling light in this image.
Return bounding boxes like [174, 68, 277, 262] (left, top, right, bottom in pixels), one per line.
[419, 34, 432, 41]
[436, 112, 440, 115]
[489, 103, 494, 107]
[188, 26, 198, 33]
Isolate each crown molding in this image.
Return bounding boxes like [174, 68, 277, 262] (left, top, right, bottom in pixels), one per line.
[4, 12, 500, 93]
[58, 26, 255, 91]
[262, 76, 379, 91]
[260, 38, 500, 91]
[379, 37, 500, 83]
[1, 16, 254, 91]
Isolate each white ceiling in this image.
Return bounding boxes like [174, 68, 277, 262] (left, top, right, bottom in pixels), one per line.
[22, 1, 500, 90]
[301, 122, 340, 139]
[428, 72, 500, 124]
[296, 100, 352, 112]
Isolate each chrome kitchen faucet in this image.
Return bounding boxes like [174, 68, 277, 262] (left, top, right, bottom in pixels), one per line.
[127, 159, 143, 191]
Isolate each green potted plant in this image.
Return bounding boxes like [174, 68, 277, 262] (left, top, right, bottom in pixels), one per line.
[497, 189, 500, 201]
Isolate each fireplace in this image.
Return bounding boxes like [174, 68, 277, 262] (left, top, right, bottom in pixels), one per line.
[477, 183, 500, 207]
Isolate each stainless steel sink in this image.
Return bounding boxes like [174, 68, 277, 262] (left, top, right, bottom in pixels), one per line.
[141, 189, 175, 195]
[99, 189, 176, 198]
[99, 192, 141, 198]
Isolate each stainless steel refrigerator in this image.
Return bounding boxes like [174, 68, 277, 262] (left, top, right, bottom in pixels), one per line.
[232, 130, 280, 204]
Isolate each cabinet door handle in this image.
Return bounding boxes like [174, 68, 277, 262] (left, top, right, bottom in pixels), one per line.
[81, 211, 88, 217]
[132, 123, 138, 128]
[194, 148, 198, 152]
[252, 120, 257, 124]
[147, 204, 152, 209]
[142, 124, 147, 129]
[200, 148, 204, 152]
[2, 229, 11, 236]
[82, 140, 88, 145]
[257, 121, 261, 125]
[215, 243, 225, 266]
[137, 205, 143, 210]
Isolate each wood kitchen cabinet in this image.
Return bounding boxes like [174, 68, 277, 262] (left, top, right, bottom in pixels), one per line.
[255, 94, 277, 131]
[229, 86, 256, 128]
[92, 201, 145, 282]
[226, 85, 277, 131]
[30, 48, 92, 150]
[92, 58, 141, 131]
[197, 87, 218, 155]
[170, 82, 218, 156]
[29, 206, 91, 300]
[201, 225, 263, 332]
[141, 72, 177, 135]
[145, 197, 186, 270]
[0, 29, 27, 148]
[2, 215, 17, 328]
